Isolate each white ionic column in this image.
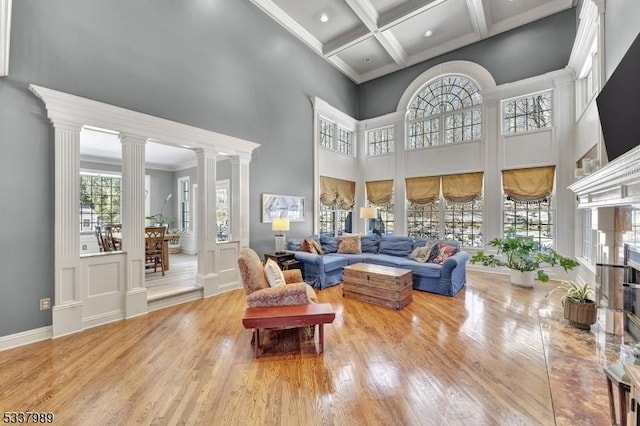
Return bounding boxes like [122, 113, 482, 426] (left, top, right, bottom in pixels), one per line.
[119, 133, 148, 318]
[52, 121, 83, 337]
[230, 154, 251, 249]
[196, 148, 219, 296]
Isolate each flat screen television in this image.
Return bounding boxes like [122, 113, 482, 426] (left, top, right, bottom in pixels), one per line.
[596, 31, 640, 162]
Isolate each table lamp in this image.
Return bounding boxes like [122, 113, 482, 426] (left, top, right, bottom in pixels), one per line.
[272, 218, 290, 254]
[360, 206, 378, 236]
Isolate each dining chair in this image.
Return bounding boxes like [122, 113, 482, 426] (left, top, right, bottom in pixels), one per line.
[145, 226, 166, 276]
[105, 223, 122, 251]
[95, 225, 106, 252]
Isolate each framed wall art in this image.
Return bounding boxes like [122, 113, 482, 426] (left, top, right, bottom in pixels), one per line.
[261, 193, 305, 223]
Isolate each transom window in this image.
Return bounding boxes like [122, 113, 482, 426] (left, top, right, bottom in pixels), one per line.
[80, 172, 121, 231]
[367, 126, 394, 156]
[502, 91, 552, 134]
[407, 75, 482, 149]
[319, 117, 354, 156]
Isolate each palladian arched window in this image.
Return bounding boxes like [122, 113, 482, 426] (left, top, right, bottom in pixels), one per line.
[406, 75, 482, 149]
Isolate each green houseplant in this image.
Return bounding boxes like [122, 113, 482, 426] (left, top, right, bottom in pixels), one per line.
[545, 280, 596, 329]
[470, 233, 579, 287]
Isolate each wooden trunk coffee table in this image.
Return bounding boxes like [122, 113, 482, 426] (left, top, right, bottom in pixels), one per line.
[342, 263, 413, 310]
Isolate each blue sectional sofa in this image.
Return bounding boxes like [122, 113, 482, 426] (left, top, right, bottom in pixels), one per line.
[287, 235, 469, 296]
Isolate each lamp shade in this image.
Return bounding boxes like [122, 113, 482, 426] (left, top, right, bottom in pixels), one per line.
[271, 218, 290, 232]
[360, 206, 377, 219]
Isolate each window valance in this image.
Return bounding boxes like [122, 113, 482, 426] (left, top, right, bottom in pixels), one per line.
[502, 166, 555, 202]
[366, 180, 394, 205]
[405, 176, 440, 205]
[320, 176, 356, 209]
[442, 172, 484, 203]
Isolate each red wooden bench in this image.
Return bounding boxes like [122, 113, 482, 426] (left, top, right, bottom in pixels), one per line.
[242, 303, 335, 357]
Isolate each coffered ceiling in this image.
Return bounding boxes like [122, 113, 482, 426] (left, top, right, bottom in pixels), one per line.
[251, 0, 576, 84]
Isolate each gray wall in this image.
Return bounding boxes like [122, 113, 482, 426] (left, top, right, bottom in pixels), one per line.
[605, 0, 640, 79]
[0, 0, 356, 336]
[357, 8, 577, 119]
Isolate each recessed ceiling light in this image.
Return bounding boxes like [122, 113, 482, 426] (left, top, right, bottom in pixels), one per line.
[320, 13, 329, 23]
[424, 30, 433, 37]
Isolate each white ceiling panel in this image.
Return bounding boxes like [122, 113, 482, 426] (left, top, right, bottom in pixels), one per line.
[335, 36, 395, 74]
[272, 0, 364, 44]
[250, 0, 575, 83]
[388, 0, 474, 57]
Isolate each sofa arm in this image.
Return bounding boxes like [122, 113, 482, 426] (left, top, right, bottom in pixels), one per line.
[246, 283, 316, 308]
[441, 251, 470, 279]
[292, 251, 323, 266]
[283, 269, 303, 283]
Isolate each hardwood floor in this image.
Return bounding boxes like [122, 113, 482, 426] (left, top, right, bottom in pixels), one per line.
[145, 253, 198, 300]
[0, 270, 630, 425]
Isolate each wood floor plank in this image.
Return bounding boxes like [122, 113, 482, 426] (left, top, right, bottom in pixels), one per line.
[0, 270, 625, 425]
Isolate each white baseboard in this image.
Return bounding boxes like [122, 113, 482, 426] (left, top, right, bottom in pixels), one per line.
[0, 326, 53, 352]
[82, 310, 125, 330]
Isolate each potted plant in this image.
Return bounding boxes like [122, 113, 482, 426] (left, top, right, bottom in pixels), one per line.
[146, 193, 173, 228]
[470, 233, 579, 287]
[545, 280, 597, 329]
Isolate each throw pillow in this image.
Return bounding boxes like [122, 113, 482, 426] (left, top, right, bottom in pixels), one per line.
[410, 242, 436, 263]
[264, 258, 286, 287]
[426, 242, 440, 263]
[300, 239, 312, 253]
[308, 239, 324, 255]
[337, 234, 362, 254]
[433, 242, 457, 264]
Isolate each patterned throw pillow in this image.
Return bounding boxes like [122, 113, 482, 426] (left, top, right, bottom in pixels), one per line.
[300, 239, 312, 253]
[410, 242, 436, 263]
[264, 258, 286, 287]
[337, 234, 362, 254]
[308, 239, 324, 255]
[433, 242, 457, 264]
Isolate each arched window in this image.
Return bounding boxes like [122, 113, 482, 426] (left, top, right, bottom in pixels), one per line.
[406, 75, 482, 149]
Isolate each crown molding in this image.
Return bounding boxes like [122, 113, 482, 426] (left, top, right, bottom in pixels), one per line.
[0, 0, 12, 76]
[568, 0, 598, 74]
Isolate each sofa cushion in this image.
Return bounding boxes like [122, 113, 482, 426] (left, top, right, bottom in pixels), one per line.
[395, 258, 443, 278]
[338, 234, 362, 254]
[361, 235, 380, 253]
[378, 236, 414, 258]
[320, 236, 339, 254]
[322, 254, 348, 272]
[336, 253, 367, 265]
[287, 239, 302, 251]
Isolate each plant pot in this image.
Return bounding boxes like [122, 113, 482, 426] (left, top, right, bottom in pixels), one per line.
[510, 270, 535, 287]
[563, 298, 597, 329]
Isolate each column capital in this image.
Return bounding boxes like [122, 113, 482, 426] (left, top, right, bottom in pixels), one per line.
[51, 120, 83, 133]
[194, 147, 219, 159]
[592, 0, 605, 14]
[229, 153, 252, 164]
[119, 133, 148, 145]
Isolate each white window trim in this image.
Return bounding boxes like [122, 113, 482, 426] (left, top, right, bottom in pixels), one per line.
[177, 176, 190, 231]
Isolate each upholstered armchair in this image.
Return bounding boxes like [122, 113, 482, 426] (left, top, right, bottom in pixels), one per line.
[237, 248, 317, 308]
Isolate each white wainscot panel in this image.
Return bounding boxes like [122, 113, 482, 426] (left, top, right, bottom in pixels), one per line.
[406, 142, 482, 176]
[575, 101, 600, 158]
[218, 241, 240, 291]
[319, 150, 358, 181]
[503, 130, 553, 169]
[80, 253, 125, 327]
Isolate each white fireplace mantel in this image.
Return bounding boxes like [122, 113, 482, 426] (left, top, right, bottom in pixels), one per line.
[569, 144, 640, 208]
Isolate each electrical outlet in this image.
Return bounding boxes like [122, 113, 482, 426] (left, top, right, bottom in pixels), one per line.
[40, 298, 51, 311]
[82, 244, 87, 250]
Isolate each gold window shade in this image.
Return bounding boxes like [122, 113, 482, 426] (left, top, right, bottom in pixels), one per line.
[405, 176, 440, 205]
[320, 176, 356, 209]
[442, 172, 484, 203]
[366, 180, 394, 205]
[502, 166, 556, 202]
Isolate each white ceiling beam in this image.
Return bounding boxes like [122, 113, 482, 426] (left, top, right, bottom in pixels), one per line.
[0, 0, 12, 76]
[323, 26, 372, 57]
[343, 0, 408, 66]
[465, 0, 489, 39]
